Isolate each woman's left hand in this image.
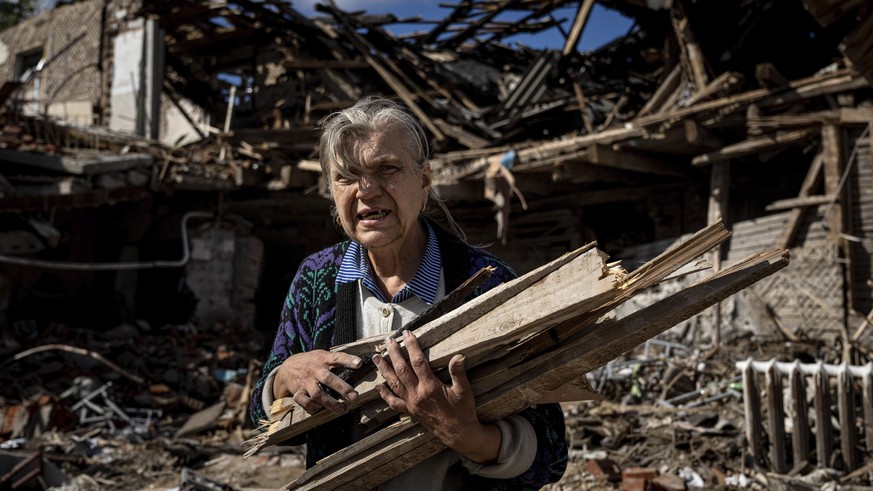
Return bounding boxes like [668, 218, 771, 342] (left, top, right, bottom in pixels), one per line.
[373, 330, 501, 464]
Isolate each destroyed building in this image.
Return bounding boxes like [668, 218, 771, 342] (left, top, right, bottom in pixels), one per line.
[1, 0, 873, 488]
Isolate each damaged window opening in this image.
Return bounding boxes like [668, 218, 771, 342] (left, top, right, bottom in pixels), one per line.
[13, 47, 43, 115]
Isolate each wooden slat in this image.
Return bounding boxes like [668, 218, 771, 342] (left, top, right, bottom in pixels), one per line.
[637, 64, 682, 118]
[778, 154, 824, 249]
[692, 129, 817, 166]
[765, 194, 834, 212]
[288, 247, 789, 490]
[561, 0, 595, 57]
[322, 2, 445, 141]
[586, 144, 687, 177]
[244, 242, 609, 453]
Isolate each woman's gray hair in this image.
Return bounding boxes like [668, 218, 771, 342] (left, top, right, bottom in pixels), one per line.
[319, 96, 428, 176]
[318, 96, 466, 241]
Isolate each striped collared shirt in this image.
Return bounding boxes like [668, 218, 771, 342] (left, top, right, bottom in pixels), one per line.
[336, 221, 442, 305]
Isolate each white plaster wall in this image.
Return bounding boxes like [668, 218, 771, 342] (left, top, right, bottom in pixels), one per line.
[109, 18, 144, 134]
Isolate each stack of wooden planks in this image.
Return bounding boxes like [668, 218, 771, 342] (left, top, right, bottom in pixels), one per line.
[242, 220, 789, 489]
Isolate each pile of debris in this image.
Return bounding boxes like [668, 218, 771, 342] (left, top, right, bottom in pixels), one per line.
[3, 314, 870, 489]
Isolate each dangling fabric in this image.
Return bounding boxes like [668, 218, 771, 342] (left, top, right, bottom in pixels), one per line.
[484, 148, 527, 244]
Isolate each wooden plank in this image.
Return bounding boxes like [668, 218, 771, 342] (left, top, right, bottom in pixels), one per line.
[778, 153, 824, 248]
[748, 107, 873, 131]
[755, 62, 790, 88]
[438, 1, 509, 50]
[482, 220, 731, 376]
[670, 1, 708, 91]
[244, 242, 610, 453]
[288, 247, 789, 490]
[420, 0, 471, 44]
[488, 248, 789, 401]
[633, 69, 865, 130]
[821, 124, 853, 362]
[692, 129, 817, 166]
[587, 143, 687, 177]
[637, 64, 682, 118]
[561, 0, 595, 57]
[822, 124, 845, 242]
[682, 71, 743, 107]
[323, 2, 445, 141]
[708, 160, 730, 346]
[283, 59, 370, 69]
[684, 118, 725, 148]
[765, 194, 834, 212]
[573, 82, 594, 134]
[288, 245, 618, 438]
[418, 248, 619, 368]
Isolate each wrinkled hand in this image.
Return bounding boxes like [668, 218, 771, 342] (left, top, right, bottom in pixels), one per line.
[373, 330, 501, 464]
[273, 350, 361, 415]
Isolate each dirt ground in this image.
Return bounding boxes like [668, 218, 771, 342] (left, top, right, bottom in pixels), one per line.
[2, 319, 870, 490]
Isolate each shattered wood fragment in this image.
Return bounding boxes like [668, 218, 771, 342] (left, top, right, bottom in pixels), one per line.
[288, 245, 788, 490]
[670, 1, 708, 92]
[765, 194, 834, 212]
[636, 64, 682, 118]
[321, 1, 445, 142]
[562, 0, 595, 57]
[244, 242, 606, 454]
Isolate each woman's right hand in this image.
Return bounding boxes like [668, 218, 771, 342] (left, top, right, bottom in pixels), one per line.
[272, 350, 362, 415]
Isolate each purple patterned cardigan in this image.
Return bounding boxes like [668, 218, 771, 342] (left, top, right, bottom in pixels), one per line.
[249, 221, 567, 489]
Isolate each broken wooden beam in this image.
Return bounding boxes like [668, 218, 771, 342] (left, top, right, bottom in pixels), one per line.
[288, 245, 789, 490]
[586, 144, 687, 177]
[691, 129, 817, 166]
[777, 153, 824, 248]
[244, 242, 617, 453]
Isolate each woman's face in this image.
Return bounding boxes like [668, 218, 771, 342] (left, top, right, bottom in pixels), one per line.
[330, 127, 430, 253]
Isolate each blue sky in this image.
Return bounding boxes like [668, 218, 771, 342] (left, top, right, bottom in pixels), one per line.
[292, 0, 633, 51]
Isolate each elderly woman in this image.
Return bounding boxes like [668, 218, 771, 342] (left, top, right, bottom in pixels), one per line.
[249, 97, 567, 489]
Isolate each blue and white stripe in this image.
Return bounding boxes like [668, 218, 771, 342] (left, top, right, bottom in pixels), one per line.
[336, 221, 442, 305]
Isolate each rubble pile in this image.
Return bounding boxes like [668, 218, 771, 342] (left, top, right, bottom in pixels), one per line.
[2, 318, 867, 490]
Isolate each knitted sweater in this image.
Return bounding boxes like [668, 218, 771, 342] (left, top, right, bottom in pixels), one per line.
[249, 222, 568, 489]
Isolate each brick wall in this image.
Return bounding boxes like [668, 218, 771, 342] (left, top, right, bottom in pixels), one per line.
[0, 0, 103, 113]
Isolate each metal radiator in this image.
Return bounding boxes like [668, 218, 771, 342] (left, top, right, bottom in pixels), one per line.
[737, 359, 873, 473]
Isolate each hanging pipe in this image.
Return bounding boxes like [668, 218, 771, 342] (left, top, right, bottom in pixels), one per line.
[0, 211, 213, 270]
